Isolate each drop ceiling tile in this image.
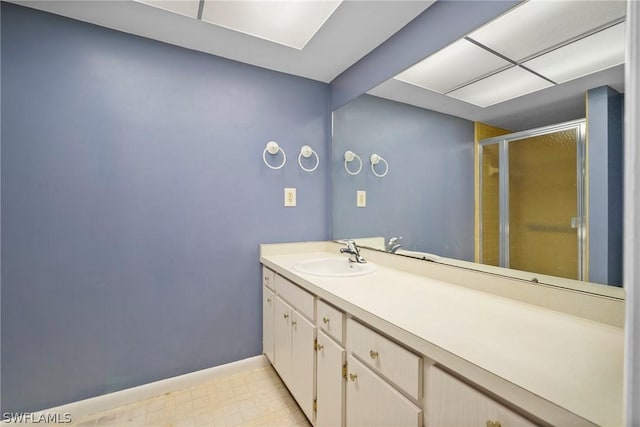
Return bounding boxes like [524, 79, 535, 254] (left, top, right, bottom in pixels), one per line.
[447, 66, 553, 107]
[523, 22, 625, 84]
[394, 39, 511, 93]
[135, 0, 200, 18]
[468, 0, 626, 61]
[201, 0, 342, 50]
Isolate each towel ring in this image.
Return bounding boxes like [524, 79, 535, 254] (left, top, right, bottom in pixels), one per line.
[263, 141, 286, 170]
[344, 151, 362, 175]
[298, 145, 319, 172]
[370, 154, 389, 177]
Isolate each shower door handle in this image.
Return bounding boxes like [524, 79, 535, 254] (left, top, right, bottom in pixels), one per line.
[571, 217, 581, 228]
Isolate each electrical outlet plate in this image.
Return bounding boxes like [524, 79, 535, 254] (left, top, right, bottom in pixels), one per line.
[357, 190, 366, 207]
[284, 188, 297, 207]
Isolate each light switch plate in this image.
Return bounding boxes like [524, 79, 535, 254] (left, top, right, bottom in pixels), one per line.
[284, 188, 297, 207]
[357, 190, 366, 207]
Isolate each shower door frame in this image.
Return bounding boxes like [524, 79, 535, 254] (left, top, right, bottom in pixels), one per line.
[478, 119, 587, 281]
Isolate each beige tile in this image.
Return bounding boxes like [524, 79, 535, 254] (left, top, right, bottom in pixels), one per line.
[73, 419, 97, 427]
[223, 412, 244, 427]
[172, 391, 192, 405]
[145, 397, 165, 412]
[94, 413, 118, 427]
[145, 408, 165, 424]
[72, 365, 308, 427]
[240, 407, 261, 423]
[220, 402, 240, 417]
[122, 414, 145, 426]
[191, 386, 208, 400]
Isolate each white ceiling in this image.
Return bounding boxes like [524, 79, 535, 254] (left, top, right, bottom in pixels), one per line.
[199, 0, 343, 50]
[393, 1, 625, 108]
[10, 0, 433, 83]
[371, 0, 627, 130]
[9, 0, 627, 131]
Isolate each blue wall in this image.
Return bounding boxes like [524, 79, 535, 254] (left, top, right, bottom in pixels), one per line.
[332, 95, 474, 260]
[587, 86, 624, 286]
[1, 3, 330, 412]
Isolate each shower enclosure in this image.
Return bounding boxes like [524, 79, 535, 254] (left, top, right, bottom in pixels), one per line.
[478, 119, 586, 281]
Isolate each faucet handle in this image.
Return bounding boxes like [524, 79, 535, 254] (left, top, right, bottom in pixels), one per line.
[340, 240, 366, 263]
[386, 236, 403, 253]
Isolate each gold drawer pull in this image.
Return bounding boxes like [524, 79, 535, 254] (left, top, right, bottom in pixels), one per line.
[317, 343, 324, 351]
[487, 421, 502, 427]
[291, 320, 297, 326]
[369, 350, 379, 359]
[266, 297, 271, 303]
[323, 317, 330, 324]
[349, 373, 358, 382]
[283, 313, 289, 319]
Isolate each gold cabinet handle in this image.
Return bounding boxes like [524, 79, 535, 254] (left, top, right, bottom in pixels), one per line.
[317, 343, 324, 351]
[349, 373, 358, 382]
[487, 422, 502, 427]
[283, 313, 289, 319]
[322, 317, 330, 324]
[291, 320, 297, 326]
[369, 350, 379, 359]
[266, 297, 271, 303]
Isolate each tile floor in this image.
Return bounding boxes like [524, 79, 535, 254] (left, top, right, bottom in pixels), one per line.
[71, 365, 311, 427]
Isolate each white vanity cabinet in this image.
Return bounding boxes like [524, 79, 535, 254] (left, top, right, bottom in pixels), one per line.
[262, 268, 544, 427]
[346, 355, 422, 427]
[316, 300, 346, 427]
[289, 310, 315, 420]
[347, 318, 422, 400]
[316, 329, 345, 427]
[262, 286, 275, 363]
[262, 268, 276, 363]
[260, 243, 623, 427]
[345, 318, 423, 427]
[427, 366, 538, 427]
[273, 296, 293, 383]
[271, 275, 316, 421]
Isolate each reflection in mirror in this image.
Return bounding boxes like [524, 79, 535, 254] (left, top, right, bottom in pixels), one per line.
[332, 0, 626, 292]
[479, 121, 588, 282]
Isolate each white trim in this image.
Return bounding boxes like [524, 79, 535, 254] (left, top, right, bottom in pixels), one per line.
[624, 0, 640, 425]
[2, 355, 268, 425]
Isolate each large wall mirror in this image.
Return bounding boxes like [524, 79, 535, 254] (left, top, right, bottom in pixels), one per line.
[332, 0, 626, 295]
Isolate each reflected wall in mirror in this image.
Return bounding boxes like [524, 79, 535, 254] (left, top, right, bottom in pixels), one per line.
[332, 94, 475, 261]
[332, 0, 626, 290]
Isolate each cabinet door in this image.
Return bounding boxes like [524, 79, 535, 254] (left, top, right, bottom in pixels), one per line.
[316, 330, 345, 427]
[290, 310, 316, 422]
[346, 355, 421, 427]
[262, 286, 275, 363]
[273, 296, 292, 386]
[427, 366, 537, 427]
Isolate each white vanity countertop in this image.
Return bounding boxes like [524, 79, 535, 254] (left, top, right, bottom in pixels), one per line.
[260, 242, 624, 427]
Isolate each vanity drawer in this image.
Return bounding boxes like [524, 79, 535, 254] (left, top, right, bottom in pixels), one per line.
[317, 300, 344, 344]
[262, 267, 275, 291]
[427, 366, 537, 427]
[347, 318, 421, 400]
[275, 275, 315, 320]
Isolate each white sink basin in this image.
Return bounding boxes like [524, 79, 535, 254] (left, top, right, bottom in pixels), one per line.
[293, 257, 377, 277]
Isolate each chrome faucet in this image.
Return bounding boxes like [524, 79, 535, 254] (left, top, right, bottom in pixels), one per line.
[340, 240, 367, 263]
[386, 236, 403, 253]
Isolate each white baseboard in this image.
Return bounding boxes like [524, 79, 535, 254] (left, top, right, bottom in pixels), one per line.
[3, 355, 268, 424]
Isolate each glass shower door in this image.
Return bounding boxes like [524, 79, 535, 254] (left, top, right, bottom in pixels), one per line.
[508, 128, 580, 279]
[479, 120, 585, 281]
